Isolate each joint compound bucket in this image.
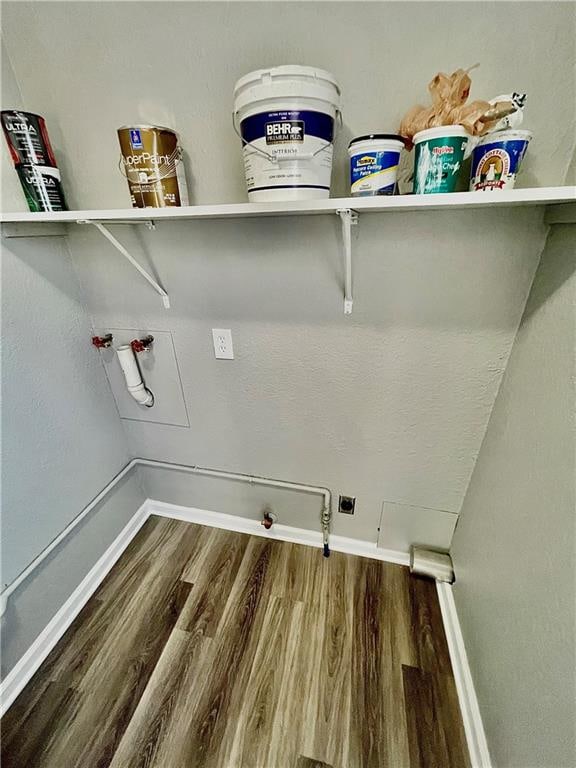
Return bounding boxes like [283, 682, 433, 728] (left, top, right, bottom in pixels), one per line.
[233, 65, 341, 202]
[470, 129, 532, 191]
[413, 125, 468, 194]
[117, 125, 189, 208]
[348, 134, 405, 196]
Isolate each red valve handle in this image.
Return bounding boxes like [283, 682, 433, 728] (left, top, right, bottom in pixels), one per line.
[92, 334, 113, 348]
[130, 335, 154, 353]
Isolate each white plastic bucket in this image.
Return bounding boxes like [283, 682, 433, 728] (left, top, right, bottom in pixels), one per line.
[233, 65, 341, 202]
[469, 129, 532, 191]
[348, 134, 405, 196]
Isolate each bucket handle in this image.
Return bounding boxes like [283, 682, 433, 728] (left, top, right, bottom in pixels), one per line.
[118, 145, 183, 181]
[232, 110, 342, 161]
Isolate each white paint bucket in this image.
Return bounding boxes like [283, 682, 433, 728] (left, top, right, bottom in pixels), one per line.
[233, 65, 341, 202]
[469, 129, 532, 191]
[348, 134, 405, 196]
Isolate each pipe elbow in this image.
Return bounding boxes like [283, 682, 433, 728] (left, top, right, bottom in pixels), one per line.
[116, 345, 154, 407]
[128, 383, 154, 407]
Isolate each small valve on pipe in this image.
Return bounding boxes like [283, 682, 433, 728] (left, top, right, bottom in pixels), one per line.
[92, 334, 113, 349]
[261, 507, 277, 530]
[130, 335, 154, 354]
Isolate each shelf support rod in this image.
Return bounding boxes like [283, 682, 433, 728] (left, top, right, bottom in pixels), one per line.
[336, 208, 358, 315]
[79, 220, 170, 308]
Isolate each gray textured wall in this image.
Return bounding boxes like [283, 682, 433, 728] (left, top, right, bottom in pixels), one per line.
[1, 234, 133, 585]
[451, 225, 576, 768]
[69, 208, 547, 545]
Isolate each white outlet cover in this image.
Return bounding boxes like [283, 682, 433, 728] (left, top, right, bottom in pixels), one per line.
[96, 329, 189, 427]
[212, 328, 234, 359]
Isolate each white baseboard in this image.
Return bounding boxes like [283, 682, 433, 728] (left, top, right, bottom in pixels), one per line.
[0, 502, 149, 717]
[436, 581, 492, 768]
[147, 499, 410, 566]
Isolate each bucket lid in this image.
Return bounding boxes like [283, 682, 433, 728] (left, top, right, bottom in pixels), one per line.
[413, 125, 469, 143]
[234, 65, 339, 93]
[476, 128, 533, 146]
[233, 65, 341, 113]
[349, 133, 406, 148]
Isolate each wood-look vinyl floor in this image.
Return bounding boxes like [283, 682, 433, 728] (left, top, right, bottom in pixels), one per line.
[1, 516, 470, 768]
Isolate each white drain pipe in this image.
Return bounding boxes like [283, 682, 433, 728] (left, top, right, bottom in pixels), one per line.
[116, 345, 154, 407]
[0, 458, 332, 612]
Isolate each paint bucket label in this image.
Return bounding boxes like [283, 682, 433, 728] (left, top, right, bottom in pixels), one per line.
[1, 110, 58, 167]
[470, 137, 530, 191]
[239, 110, 334, 195]
[16, 164, 67, 211]
[350, 150, 400, 196]
[118, 125, 189, 208]
[414, 135, 467, 194]
[129, 129, 143, 149]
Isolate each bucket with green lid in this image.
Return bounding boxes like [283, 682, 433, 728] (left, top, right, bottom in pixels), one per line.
[413, 125, 469, 194]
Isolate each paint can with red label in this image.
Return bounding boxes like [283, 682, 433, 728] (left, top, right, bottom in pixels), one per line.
[1, 110, 67, 211]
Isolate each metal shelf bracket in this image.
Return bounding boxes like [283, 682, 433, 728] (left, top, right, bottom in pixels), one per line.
[336, 208, 358, 315]
[78, 220, 170, 308]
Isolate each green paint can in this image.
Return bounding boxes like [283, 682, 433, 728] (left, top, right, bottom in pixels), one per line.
[413, 125, 469, 194]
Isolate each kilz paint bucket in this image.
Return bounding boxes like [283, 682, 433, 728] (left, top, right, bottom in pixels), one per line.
[1, 109, 67, 211]
[233, 65, 341, 202]
[118, 125, 189, 208]
[470, 130, 532, 191]
[413, 125, 468, 194]
[348, 134, 405, 196]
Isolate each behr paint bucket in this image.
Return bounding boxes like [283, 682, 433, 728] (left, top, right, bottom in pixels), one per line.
[348, 134, 405, 196]
[470, 129, 532, 191]
[233, 65, 341, 202]
[413, 125, 468, 194]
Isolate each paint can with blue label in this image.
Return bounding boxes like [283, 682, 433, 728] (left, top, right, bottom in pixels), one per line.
[348, 134, 405, 196]
[469, 129, 532, 192]
[117, 125, 189, 208]
[233, 66, 341, 202]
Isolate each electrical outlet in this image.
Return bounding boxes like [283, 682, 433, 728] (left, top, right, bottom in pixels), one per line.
[339, 495, 356, 515]
[212, 328, 234, 359]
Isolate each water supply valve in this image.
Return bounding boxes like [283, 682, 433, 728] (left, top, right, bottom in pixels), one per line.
[261, 507, 277, 530]
[92, 333, 113, 349]
[130, 335, 154, 354]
